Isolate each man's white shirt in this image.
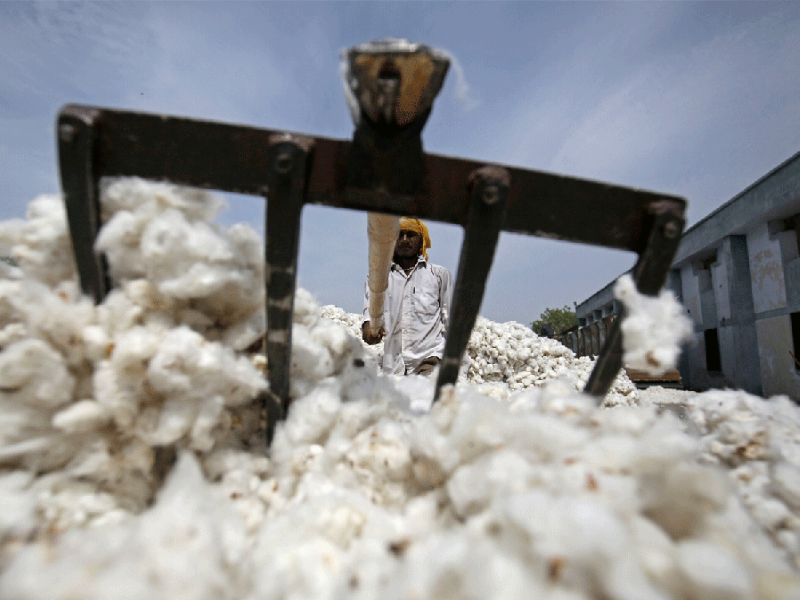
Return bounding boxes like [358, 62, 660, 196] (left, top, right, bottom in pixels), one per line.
[363, 257, 453, 374]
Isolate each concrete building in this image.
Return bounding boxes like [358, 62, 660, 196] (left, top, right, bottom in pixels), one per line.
[572, 150, 800, 400]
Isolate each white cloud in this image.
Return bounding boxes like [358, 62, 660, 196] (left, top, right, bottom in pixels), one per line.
[445, 50, 481, 114]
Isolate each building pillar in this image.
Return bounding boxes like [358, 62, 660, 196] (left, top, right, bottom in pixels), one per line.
[719, 235, 762, 395]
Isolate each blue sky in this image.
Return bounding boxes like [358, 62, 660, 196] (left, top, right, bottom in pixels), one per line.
[2, 1, 799, 323]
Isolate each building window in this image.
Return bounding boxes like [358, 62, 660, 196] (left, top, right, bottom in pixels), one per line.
[791, 312, 800, 371]
[704, 328, 722, 373]
[769, 214, 800, 264]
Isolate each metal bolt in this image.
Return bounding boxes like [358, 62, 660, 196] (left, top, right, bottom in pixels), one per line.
[58, 123, 75, 143]
[482, 185, 500, 205]
[275, 152, 293, 174]
[662, 221, 680, 239]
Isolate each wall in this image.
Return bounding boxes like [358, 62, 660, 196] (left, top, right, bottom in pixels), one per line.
[748, 223, 787, 314]
[756, 314, 800, 398]
[718, 236, 761, 395]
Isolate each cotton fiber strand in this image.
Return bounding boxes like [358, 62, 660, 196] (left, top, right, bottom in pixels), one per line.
[614, 274, 693, 376]
[1, 178, 799, 600]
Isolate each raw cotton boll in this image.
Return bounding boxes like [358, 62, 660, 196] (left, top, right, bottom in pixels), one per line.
[772, 461, 800, 510]
[630, 417, 700, 472]
[59, 437, 117, 479]
[339, 354, 379, 403]
[398, 532, 546, 600]
[391, 372, 436, 413]
[99, 195, 265, 328]
[80, 324, 112, 362]
[172, 305, 215, 332]
[321, 320, 361, 362]
[248, 514, 348, 599]
[33, 478, 126, 531]
[96, 288, 149, 338]
[290, 324, 336, 395]
[0, 322, 27, 349]
[294, 288, 322, 328]
[288, 304, 370, 397]
[577, 432, 646, 475]
[52, 400, 108, 434]
[0, 470, 37, 546]
[694, 389, 751, 428]
[140, 209, 232, 281]
[419, 392, 511, 469]
[219, 307, 264, 351]
[226, 222, 265, 273]
[123, 279, 174, 313]
[189, 395, 225, 452]
[1, 195, 75, 287]
[713, 415, 771, 464]
[346, 418, 413, 485]
[108, 325, 163, 376]
[100, 177, 225, 223]
[134, 395, 198, 446]
[95, 209, 148, 280]
[0, 339, 74, 408]
[614, 274, 693, 375]
[156, 257, 248, 303]
[0, 257, 24, 281]
[447, 449, 534, 518]
[0, 452, 248, 600]
[591, 404, 659, 437]
[676, 540, 754, 600]
[11, 280, 97, 368]
[639, 462, 730, 539]
[750, 497, 793, 532]
[202, 447, 270, 483]
[320, 305, 362, 337]
[310, 318, 364, 376]
[92, 359, 141, 428]
[273, 381, 343, 452]
[145, 326, 266, 405]
[537, 382, 597, 422]
[0, 280, 24, 322]
[628, 514, 680, 594]
[501, 491, 630, 592]
[604, 554, 675, 600]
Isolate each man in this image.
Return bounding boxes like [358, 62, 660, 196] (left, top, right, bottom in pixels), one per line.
[362, 217, 453, 376]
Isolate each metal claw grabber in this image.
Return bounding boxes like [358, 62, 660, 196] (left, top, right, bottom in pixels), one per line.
[57, 39, 686, 444]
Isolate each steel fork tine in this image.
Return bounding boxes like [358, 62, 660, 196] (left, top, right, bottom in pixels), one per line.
[434, 166, 510, 400]
[58, 107, 109, 303]
[263, 135, 314, 442]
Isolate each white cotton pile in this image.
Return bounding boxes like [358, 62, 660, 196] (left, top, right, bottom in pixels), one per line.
[614, 274, 694, 376]
[638, 386, 800, 566]
[1, 178, 799, 600]
[321, 307, 639, 405]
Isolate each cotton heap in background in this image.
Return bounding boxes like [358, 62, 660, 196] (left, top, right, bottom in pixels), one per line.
[1, 179, 799, 600]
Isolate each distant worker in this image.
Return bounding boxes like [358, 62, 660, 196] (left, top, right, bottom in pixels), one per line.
[362, 217, 453, 376]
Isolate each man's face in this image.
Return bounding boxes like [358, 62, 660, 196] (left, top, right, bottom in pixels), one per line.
[395, 229, 422, 259]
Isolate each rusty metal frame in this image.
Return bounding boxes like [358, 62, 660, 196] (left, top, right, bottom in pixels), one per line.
[57, 104, 685, 440]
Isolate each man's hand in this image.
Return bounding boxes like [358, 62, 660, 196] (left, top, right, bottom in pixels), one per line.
[362, 321, 385, 345]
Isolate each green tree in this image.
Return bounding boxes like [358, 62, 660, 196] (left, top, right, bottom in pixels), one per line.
[530, 305, 578, 336]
